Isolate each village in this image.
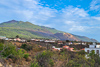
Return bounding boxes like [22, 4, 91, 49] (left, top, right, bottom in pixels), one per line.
[1, 35, 100, 54]
[1, 35, 100, 67]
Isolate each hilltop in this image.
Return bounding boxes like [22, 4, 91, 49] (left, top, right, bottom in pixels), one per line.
[0, 20, 98, 42]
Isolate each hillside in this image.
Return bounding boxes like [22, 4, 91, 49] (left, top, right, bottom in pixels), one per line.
[0, 20, 98, 42]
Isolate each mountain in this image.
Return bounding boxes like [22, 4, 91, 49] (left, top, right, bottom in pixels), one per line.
[0, 20, 98, 42]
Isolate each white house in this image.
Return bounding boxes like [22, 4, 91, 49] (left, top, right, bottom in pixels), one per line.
[45, 40, 55, 43]
[52, 46, 61, 51]
[85, 43, 100, 56]
[0, 36, 6, 39]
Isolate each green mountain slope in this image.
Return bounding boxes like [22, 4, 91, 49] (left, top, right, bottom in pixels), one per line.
[0, 20, 63, 34]
[0, 20, 98, 42]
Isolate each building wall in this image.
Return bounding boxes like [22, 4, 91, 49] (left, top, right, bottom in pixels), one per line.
[85, 48, 100, 55]
[96, 45, 100, 48]
[89, 45, 96, 48]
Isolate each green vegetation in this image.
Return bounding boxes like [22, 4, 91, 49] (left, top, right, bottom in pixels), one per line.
[0, 21, 63, 39]
[24, 53, 29, 59]
[0, 40, 100, 67]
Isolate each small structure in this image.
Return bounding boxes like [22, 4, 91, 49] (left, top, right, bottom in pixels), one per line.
[0, 36, 6, 39]
[14, 38, 21, 41]
[63, 45, 74, 51]
[67, 42, 73, 45]
[45, 40, 55, 43]
[57, 41, 63, 44]
[85, 43, 100, 56]
[52, 46, 62, 51]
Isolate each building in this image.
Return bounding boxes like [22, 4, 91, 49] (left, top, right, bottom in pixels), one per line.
[14, 38, 21, 41]
[63, 45, 74, 51]
[45, 40, 55, 43]
[52, 46, 62, 51]
[85, 43, 100, 56]
[0, 36, 6, 39]
[57, 41, 63, 44]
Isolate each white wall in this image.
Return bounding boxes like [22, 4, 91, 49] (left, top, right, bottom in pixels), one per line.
[85, 48, 100, 55]
[89, 45, 96, 48]
[96, 45, 100, 48]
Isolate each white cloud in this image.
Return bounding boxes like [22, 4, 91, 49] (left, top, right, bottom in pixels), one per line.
[92, 17, 100, 21]
[90, 0, 100, 11]
[1, 0, 100, 41]
[62, 6, 89, 17]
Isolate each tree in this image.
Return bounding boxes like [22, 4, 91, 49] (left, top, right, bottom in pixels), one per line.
[16, 35, 19, 38]
[66, 40, 70, 42]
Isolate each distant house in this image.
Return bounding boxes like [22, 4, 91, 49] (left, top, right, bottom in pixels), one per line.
[57, 41, 63, 44]
[52, 46, 62, 51]
[63, 45, 69, 49]
[31, 39, 35, 41]
[40, 40, 44, 42]
[69, 48, 74, 51]
[67, 42, 73, 45]
[20, 39, 26, 42]
[14, 38, 21, 41]
[0, 36, 6, 39]
[63, 45, 74, 51]
[45, 40, 55, 43]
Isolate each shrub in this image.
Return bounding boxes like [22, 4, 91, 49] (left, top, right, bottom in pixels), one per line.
[21, 44, 27, 49]
[24, 53, 29, 59]
[0, 43, 4, 51]
[1, 43, 17, 57]
[1, 43, 25, 60]
[36, 51, 53, 67]
[49, 59, 54, 67]
[16, 49, 25, 59]
[21, 44, 32, 51]
[30, 61, 40, 67]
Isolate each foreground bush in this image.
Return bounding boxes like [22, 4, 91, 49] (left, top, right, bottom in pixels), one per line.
[0, 43, 28, 60]
[1, 43, 17, 57]
[36, 51, 53, 67]
[24, 53, 29, 59]
[30, 60, 40, 67]
[21, 44, 32, 51]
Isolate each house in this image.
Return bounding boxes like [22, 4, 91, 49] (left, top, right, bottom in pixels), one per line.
[20, 39, 26, 42]
[67, 42, 73, 45]
[63, 45, 74, 51]
[85, 43, 100, 56]
[0, 36, 6, 39]
[63, 45, 69, 49]
[31, 39, 35, 41]
[69, 48, 74, 51]
[45, 40, 55, 43]
[14, 38, 21, 41]
[52, 46, 62, 51]
[57, 41, 63, 44]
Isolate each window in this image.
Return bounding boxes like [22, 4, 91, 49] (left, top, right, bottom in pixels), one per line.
[97, 50, 99, 54]
[87, 50, 89, 53]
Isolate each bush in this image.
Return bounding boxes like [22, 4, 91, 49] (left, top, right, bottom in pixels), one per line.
[49, 59, 54, 67]
[21, 44, 27, 49]
[33, 47, 46, 52]
[16, 49, 25, 59]
[21, 44, 32, 51]
[1, 43, 17, 57]
[1, 43, 26, 60]
[30, 61, 40, 67]
[36, 51, 53, 67]
[24, 53, 29, 59]
[0, 43, 4, 51]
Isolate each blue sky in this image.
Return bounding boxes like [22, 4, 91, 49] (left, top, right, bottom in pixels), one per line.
[0, 0, 100, 41]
